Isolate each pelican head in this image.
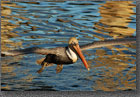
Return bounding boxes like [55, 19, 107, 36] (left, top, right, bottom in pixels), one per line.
[66, 37, 90, 71]
[68, 37, 79, 45]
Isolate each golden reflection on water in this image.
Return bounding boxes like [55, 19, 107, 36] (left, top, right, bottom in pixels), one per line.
[1, 1, 22, 52]
[89, 1, 136, 91]
[1, 1, 21, 85]
[92, 65, 136, 91]
[1, 1, 36, 90]
[94, 1, 135, 39]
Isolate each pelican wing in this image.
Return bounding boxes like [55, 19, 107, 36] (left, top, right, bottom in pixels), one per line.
[2, 38, 136, 56]
[1, 47, 58, 56]
[80, 38, 136, 51]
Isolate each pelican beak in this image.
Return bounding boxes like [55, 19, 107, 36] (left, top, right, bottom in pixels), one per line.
[73, 44, 90, 71]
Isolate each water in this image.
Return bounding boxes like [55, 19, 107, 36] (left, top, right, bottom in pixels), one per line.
[1, 1, 136, 91]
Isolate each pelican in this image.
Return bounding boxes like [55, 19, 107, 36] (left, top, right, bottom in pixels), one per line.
[2, 37, 136, 73]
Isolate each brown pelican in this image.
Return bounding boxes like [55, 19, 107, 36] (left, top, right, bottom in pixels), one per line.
[2, 37, 136, 73]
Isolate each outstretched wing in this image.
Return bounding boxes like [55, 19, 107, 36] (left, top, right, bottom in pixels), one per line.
[1, 47, 58, 56]
[1, 37, 136, 56]
[80, 37, 136, 51]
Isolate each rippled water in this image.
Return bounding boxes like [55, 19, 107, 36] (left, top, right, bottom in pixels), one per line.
[1, 1, 136, 91]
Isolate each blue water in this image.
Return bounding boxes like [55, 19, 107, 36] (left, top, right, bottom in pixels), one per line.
[1, 1, 136, 91]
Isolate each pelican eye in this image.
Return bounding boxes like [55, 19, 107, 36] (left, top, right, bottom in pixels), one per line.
[71, 41, 77, 46]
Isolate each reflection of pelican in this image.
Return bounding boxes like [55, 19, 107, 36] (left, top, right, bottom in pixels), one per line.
[2, 37, 136, 73]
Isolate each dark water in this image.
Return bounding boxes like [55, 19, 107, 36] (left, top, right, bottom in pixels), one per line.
[1, 1, 136, 91]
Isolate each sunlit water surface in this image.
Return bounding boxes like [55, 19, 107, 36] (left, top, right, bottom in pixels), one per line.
[1, 1, 136, 91]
